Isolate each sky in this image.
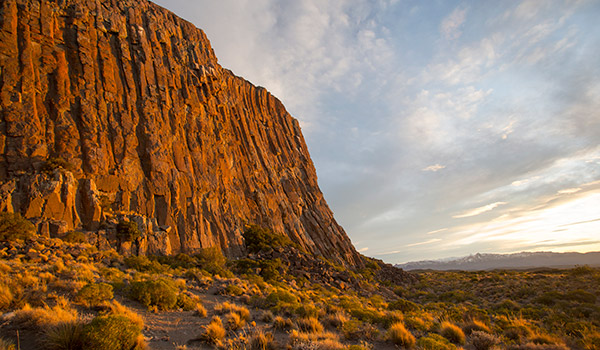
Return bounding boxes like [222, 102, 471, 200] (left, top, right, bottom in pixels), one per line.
[153, 0, 600, 264]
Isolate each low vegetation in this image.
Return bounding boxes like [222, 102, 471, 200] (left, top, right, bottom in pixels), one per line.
[0, 223, 598, 349]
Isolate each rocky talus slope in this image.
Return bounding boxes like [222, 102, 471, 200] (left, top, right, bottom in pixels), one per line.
[0, 0, 361, 264]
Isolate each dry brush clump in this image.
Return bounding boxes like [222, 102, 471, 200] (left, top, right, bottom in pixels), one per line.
[201, 316, 227, 345]
[439, 321, 466, 345]
[386, 322, 416, 348]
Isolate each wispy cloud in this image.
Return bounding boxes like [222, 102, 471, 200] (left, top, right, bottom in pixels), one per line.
[558, 188, 581, 195]
[440, 7, 468, 40]
[453, 202, 507, 219]
[357, 247, 369, 253]
[423, 164, 445, 172]
[406, 238, 442, 247]
[427, 228, 448, 235]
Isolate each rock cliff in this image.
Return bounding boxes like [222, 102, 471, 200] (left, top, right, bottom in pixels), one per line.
[0, 0, 362, 265]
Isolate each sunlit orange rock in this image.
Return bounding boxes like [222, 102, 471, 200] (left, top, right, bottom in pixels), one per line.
[0, 0, 361, 265]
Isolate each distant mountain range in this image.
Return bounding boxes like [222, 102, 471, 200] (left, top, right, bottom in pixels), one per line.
[396, 251, 600, 271]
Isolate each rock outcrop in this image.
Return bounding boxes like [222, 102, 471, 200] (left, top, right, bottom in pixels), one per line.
[0, 0, 362, 265]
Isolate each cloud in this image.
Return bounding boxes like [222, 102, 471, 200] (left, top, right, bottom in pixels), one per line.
[440, 7, 468, 40]
[453, 202, 507, 219]
[558, 188, 581, 194]
[357, 247, 369, 253]
[427, 228, 448, 235]
[423, 164, 445, 172]
[406, 238, 442, 247]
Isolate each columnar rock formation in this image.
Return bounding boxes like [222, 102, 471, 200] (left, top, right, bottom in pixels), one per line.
[0, 0, 362, 265]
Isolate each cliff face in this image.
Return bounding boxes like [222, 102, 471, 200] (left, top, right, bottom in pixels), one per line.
[0, 0, 362, 265]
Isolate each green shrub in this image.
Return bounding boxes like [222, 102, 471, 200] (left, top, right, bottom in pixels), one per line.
[83, 314, 144, 350]
[242, 225, 295, 253]
[0, 212, 36, 241]
[176, 293, 199, 311]
[416, 333, 456, 350]
[388, 298, 419, 312]
[564, 290, 596, 304]
[129, 279, 178, 310]
[61, 231, 87, 244]
[124, 255, 167, 274]
[43, 321, 85, 350]
[195, 247, 230, 276]
[76, 283, 114, 307]
[386, 322, 416, 348]
[116, 221, 141, 241]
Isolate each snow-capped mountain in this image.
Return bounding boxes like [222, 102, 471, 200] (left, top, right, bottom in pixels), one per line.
[396, 251, 600, 271]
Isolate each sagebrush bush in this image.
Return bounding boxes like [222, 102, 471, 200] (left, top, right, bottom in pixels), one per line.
[440, 321, 466, 345]
[0, 212, 35, 241]
[83, 314, 145, 350]
[76, 282, 113, 307]
[386, 322, 416, 348]
[470, 331, 500, 350]
[129, 278, 178, 310]
[43, 321, 85, 350]
[416, 333, 457, 350]
[201, 316, 226, 344]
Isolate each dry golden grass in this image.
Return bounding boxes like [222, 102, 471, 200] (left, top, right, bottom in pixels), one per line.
[195, 303, 208, 317]
[214, 301, 250, 321]
[202, 316, 227, 344]
[289, 330, 345, 350]
[13, 302, 78, 328]
[440, 321, 466, 345]
[324, 312, 349, 329]
[42, 321, 85, 350]
[248, 330, 277, 350]
[0, 284, 13, 310]
[386, 322, 415, 348]
[107, 300, 144, 329]
[296, 317, 324, 334]
[273, 316, 295, 331]
[226, 311, 246, 330]
[463, 319, 492, 335]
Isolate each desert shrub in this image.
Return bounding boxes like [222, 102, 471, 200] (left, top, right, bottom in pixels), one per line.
[570, 265, 595, 276]
[463, 319, 492, 335]
[0, 212, 36, 241]
[416, 333, 457, 350]
[243, 225, 295, 253]
[249, 330, 277, 350]
[470, 331, 500, 350]
[235, 258, 285, 281]
[83, 314, 144, 350]
[214, 301, 250, 319]
[342, 319, 379, 341]
[225, 284, 244, 296]
[0, 338, 14, 350]
[0, 284, 13, 310]
[289, 330, 344, 350]
[273, 316, 295, 331]
[43, 321, 86, 350]
[194, 247, 231, 276]
[349, 307, 383, 324]
[176, 292, 199, 311]
[405, 314, 435, 332]
[534, 291, 562, 306]
[76, 282, 114, 307]
[201, 316, 226, 344]
[389, 298, 420, 312]
[440, 321, 466, 345]
[116, 220, 141, 241]
[564, 289, 596, 304]
[61, 231, 87, 244]
[296, 317, 324, 334]
[386, 322, 416, 348]
[129, 279, 178, 310]
[295, 304, 320, 318]
[124, 255, 167, 274]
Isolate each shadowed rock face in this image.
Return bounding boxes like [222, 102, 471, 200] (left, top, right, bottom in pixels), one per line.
[0, 0, 362, 265]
